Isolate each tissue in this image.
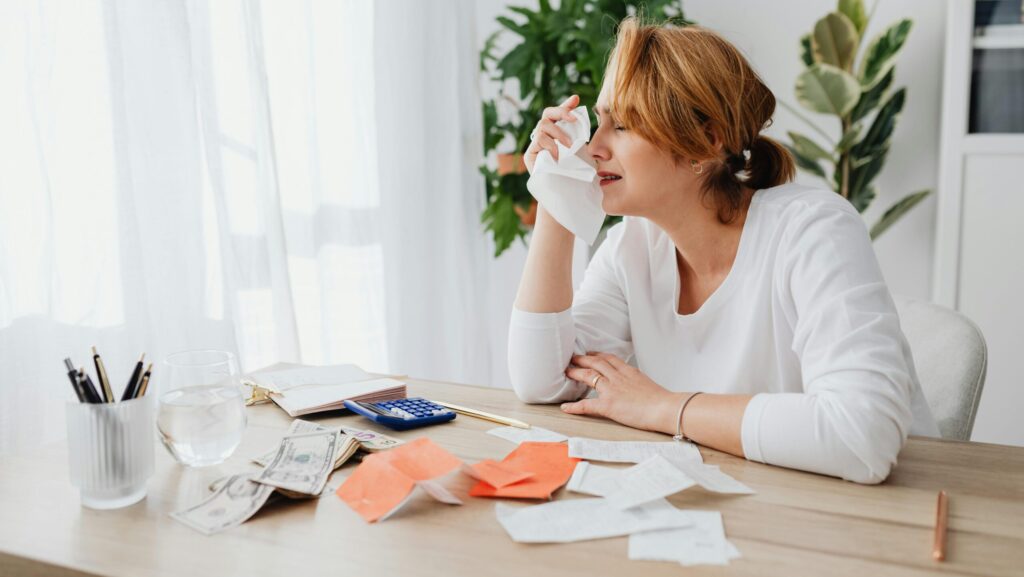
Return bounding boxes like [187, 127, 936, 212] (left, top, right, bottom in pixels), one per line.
[526, 106, 606, 245]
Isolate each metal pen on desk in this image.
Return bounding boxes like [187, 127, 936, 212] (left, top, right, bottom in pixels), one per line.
[933, 490, 948, 561]
[92, 346, 114, 403]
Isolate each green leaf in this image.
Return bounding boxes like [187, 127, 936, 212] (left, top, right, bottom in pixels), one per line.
[800, 34, 815, 67]
[481, 193, 527, 257]
[496, 42, 534, 81]
[496, 16, 528, 37]
[788, 131, 834, 162]
[870, 190, 931, 239]
[859, 19, 912, 89]
[812, 12, 859, 71]
[849, 149, 887, 203]
[785, 143, 827, 179]
[838, 0, 868, 36]
[849, 67, 893, 123]
[795, 63, 862, 117]
[851, 88, 905, 160]
[836, 124, 862, 153]
[849, 184, 877, 213]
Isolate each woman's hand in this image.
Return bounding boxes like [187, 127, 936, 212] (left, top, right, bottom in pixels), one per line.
[561, 352, 684, 434]
[524, 94, 580, 174]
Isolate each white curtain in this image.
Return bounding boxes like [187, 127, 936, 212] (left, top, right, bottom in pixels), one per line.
[0, 0, 494, 455]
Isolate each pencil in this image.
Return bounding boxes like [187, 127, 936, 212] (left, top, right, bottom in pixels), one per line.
[135, 363, 154, 398]
[432, 400, 530, 429]
[121, 353, 145, 401]
[92, 346, 113, 403]
[933, 490, 948, 561]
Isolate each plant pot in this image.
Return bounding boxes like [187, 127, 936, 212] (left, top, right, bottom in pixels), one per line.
[497, 153, 527, 176]
[514, 201, 538, 227]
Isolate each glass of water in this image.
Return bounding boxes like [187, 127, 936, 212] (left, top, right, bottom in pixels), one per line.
[157, 350, 247, 467]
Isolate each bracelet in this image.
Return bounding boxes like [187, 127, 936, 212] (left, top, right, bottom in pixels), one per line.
[672, 392, 703, 443]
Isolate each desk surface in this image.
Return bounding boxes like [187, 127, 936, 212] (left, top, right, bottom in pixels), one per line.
[2, 377, 1023, 577]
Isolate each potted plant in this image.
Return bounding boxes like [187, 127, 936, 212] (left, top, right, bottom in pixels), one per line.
[783, 0, 930, 239]
[479, 0, 690, 257]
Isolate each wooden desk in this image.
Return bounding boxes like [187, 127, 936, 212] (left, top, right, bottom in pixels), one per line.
[2, 377, 1022, 577]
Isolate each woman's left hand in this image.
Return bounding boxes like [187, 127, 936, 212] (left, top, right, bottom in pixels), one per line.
[562, 352, 683, 434]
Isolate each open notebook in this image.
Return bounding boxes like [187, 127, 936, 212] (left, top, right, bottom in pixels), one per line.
[247, 364, 406, 417]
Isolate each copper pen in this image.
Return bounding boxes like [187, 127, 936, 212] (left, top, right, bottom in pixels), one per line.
[933, 490, 948, 561]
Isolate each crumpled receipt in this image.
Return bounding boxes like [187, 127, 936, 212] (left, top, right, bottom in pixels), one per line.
[526, 105, 606, 245]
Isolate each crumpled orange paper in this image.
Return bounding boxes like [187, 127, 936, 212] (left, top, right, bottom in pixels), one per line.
[468, 442, 579, 499]
[336, 437, 462, 522]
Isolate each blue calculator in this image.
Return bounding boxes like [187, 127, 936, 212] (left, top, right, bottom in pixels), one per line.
[342, 397, 456, 431]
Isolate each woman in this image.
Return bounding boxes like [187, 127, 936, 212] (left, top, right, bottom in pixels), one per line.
[508, 19, 938, 484]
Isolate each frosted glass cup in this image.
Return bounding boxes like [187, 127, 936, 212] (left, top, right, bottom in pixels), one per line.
[66, 396, 155, 509]
[158, 350, 247, 467]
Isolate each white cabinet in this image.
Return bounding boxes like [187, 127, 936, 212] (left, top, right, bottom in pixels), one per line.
[935, 1, 1024, 446]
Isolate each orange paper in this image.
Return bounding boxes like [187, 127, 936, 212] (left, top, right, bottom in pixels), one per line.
[336, 437, 462, 522]
[465, 459, 534, 489]
[468, 442, 579, 499]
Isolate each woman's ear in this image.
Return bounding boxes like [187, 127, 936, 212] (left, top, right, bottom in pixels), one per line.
[704, 122, 725, 155]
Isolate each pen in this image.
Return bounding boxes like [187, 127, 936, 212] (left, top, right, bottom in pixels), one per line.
[432, 400, 530, 429]
[121, 353, 145, 401]
[92, 346, 113, 403]
[135, 363, 154, 398]
[64, 358, 87, 403]
[933, 490, 948, 561]
[77, 368, 103, 404]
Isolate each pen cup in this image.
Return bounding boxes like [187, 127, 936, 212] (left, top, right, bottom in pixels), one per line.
[66, 396, 155, 509]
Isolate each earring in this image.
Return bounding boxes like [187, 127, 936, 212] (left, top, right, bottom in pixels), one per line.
[690, 159, 704, 175]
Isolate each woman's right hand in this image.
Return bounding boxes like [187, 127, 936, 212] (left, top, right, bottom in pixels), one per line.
[524, 94, 580, 174]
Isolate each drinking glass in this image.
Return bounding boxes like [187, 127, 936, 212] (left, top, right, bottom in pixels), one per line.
[157, 350, 247, 467]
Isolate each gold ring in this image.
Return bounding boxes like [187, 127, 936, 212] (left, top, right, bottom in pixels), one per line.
[591, 374, 602, 388]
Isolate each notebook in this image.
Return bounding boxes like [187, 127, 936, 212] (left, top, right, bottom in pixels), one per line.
[248, 364, 407, 417]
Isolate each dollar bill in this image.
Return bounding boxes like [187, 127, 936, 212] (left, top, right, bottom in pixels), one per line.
[171, 474, 275, 535]
[251, 419, 402, 467]
[253, 429, 339, 496]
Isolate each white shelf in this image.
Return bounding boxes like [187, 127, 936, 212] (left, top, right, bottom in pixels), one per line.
[973, 23, 1024, 49]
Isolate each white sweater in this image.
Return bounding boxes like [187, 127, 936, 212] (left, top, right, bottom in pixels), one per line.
[508, 184, 939, 484]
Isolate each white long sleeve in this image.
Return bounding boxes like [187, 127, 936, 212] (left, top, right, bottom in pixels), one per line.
[507, 184, 938, 484]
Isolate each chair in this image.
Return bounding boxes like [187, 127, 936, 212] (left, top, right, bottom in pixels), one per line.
[893, 295, 987, 441]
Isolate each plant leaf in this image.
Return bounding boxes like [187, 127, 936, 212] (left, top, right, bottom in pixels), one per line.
[870, 190, 931, 239]
[859, 19, 913, 89]
[849, 184, 877, 213]
[849, 67, 893, 123]
[795, 63, 862, 117]
[851, 88, 905, 160]
[812, 12, 859, 71]
[800, 34, 815, 67]
[836, 124, 862, 153]
[785, 143, 827, 179]
[838, 0, 868, 36]
[481, 193, 527, 257]
[788, 131, 834, 162]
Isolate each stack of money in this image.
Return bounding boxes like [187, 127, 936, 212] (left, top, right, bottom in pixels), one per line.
[171, 420, 402, 535]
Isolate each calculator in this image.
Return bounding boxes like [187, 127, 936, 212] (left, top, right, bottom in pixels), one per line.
[342, 397, 456, 431]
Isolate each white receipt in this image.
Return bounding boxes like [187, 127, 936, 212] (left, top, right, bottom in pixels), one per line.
[567, 438, 704, 467]
[566, 442, 753, 496]
[487, 426, 568, 444]
[495, 498, 692, 544]
[628, 510, 738, 566]
[248, 364, 371, 393]
[566, 462, 623, 497]
[672, 462, 756, 495]
[605, 456, 697, 510]
[526, 105, 605, 245]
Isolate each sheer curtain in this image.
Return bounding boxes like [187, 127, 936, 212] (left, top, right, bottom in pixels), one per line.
[0, 0, 492, 455]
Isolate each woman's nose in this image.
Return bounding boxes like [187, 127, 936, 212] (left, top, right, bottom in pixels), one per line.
[590, 127, 610, 163]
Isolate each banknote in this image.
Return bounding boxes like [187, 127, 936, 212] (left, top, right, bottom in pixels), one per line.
[252, 420, 402, 467]
[253, 429, 339, 495]
[171, 474, 275, 535]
